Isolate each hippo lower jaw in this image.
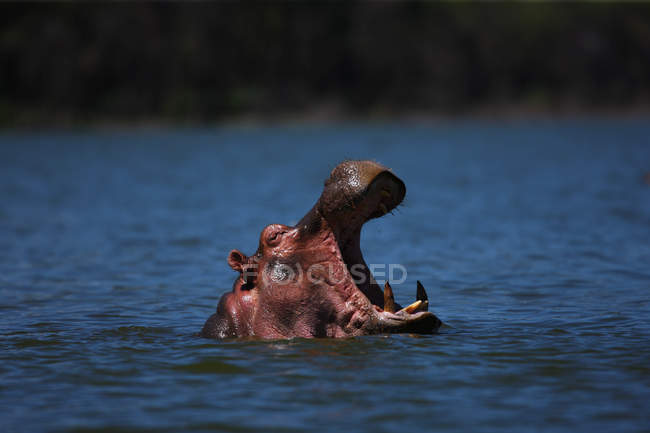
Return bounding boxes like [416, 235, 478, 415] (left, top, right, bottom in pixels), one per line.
[368, 281, 440, 335]
[317, 204, 442, 336]
[201, 160, 443, 339]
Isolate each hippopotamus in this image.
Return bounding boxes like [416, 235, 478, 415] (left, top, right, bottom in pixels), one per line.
[201, 160, 442, 339]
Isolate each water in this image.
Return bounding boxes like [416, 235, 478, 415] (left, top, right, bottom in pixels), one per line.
[1, 119, 649, 433]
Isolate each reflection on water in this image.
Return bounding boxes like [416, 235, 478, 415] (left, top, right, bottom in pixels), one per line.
[1, 119, 650, 432]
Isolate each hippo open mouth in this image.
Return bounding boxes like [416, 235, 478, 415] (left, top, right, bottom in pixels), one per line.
[201, 160, 442, 339]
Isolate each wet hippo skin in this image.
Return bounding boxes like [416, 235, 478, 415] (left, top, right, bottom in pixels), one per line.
[201, 160, 442, 339]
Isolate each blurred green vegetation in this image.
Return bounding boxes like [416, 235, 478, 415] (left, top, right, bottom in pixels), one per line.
[1, 3, 650, 126]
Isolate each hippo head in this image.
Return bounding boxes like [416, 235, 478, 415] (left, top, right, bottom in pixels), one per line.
[201, 160, 442, 339]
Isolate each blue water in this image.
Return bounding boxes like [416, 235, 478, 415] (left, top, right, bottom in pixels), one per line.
[1, 119, 649, 433]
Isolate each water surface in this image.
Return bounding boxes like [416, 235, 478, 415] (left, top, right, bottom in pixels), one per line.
[1, 119, 649, 432]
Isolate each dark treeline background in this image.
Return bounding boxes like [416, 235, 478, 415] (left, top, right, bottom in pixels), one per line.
[2, 3, 650, 126]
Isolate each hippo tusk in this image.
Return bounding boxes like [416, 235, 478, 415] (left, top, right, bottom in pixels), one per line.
[400, 300, 423, 314]
[416, 280, 428, 303]
[399, 282, 431, 315]
[384, 281, 396, 313]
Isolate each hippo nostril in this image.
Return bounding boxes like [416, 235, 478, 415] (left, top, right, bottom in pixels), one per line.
[266, 230, 287, 246]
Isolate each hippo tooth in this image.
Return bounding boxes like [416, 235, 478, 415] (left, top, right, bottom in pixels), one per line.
[383, 281, 396, 313]
[400, 300, 423, 314]
[379, 203, 388, 214]
[416, 280, 428, 302]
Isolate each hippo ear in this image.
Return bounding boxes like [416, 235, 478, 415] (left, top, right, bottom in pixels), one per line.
[227, 249, 247, 272]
